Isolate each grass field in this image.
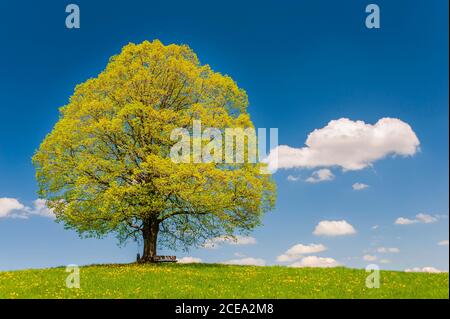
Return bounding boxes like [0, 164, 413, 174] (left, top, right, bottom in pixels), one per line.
[0, 263, 448, 299]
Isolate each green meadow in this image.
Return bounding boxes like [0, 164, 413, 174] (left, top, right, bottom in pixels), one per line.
[0, 263, 448, 299]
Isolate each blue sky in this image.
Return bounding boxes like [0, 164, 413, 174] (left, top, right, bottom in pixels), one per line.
[0, 0, 448, 271]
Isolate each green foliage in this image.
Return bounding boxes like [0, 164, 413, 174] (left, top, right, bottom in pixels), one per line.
[1, 264, 448, 299]
[32, 40, 276, 251]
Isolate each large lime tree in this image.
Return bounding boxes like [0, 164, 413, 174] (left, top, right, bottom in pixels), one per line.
[33, 40, 276, 262]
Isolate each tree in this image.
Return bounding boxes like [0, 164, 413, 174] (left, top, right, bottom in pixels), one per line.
[33, 40, 276, 262]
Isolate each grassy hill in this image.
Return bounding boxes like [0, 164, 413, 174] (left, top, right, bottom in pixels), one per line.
[0, 263, 448, 299]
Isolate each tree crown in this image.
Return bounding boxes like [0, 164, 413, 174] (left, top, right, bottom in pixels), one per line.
[33, 40, 276, 251]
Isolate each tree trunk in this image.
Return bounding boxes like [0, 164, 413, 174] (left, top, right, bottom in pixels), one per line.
[139, 219, 159, 263]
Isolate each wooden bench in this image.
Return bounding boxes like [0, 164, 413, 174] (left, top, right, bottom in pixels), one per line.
[153, 256, 177, 263]
[136, 254, 177, 263]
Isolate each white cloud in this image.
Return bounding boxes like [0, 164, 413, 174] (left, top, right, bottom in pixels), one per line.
[352, 183, 369, 191]
[222, 257, 266, 266]
[305, 169, 334, 183]
[287, 175, 300, 182]
[289, 256, 340, 268]
[267, 118, 420, 171]
[313, 220, 356, 237]
[202, 238, 218, 249]
[438, 240, 449, 246]
[0, 198, 26, 218]
[230, 235, 257, 245]
[363, 255, 377, 262]
[31, 199, 55, 218]
[405, 267, 445, 273]
[178, 257, 202, 264]
[277, 243, 327, 262]
[395, 213, 439, 225]
[203, 235, 257, 249]
[377, 247, 400, 253]
[394, 217, 418, 225]
[0, 198, 54, 219]
[415, 213, 438, 224]
[380, 259, 391, 264]
[371, 225, 379, 230]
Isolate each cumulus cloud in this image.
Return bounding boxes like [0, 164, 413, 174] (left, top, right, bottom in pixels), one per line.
[305, 169, 334, 183]
[395, 213, 439, 225]
[0, 198, 26, 218]
[31, 199, 55, 218]
[438, 240, 449, 246]
[313, 220, 356, 237]
[394, 217, 418, 225]
[287, 175, 300, 182]
[0, 198, 54, 219]
[415, 213, 438, 224]
[405, 267, 445, 273]
[377, 247, 400, 253]
[352, 183, 369, 191]
[363, 255, 377, 262]
[289, 256, 340, 268]
[277, 243, 327, 262]
[203, 235, 257, 249]
[178, 257, 202, 264]
[229, 236, 257, 245]
[267, 118, 419, 172]
[222, 257, 265, 266]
